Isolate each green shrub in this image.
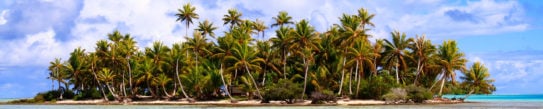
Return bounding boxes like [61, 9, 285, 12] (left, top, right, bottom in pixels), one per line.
[74, 89, 103, 100]
[405, 85, 432, 103]
[261, 79, 302, 104]
[353, 74, 398, 99]
[310, 90, 336, 104]
[382, 87, 407, 102]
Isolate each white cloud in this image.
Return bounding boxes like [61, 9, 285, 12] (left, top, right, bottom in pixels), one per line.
[0, 10, 7, 25]
[467, 51, 543, 94]
[0, 28, 69, 66]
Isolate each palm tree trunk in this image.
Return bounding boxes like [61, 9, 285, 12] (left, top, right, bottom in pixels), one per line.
[283, 50, 287, 79]
[301, 58, 309, 100]
[127, 57, 134, 96]
[176, 59, 190, 99]
[105, 83, 120, 101]
[220, 63, 234, 101]
[463, 89, 475, 99]
[91, 66, 108, 101]
[355, 60, 360, 97]
[349, 68, 353, 95]
[162, 84, 172, 98]
[438, 75, 446, 96]
[414, 59, 422, 85]
[395, 64, 400, 84]
[338, 57, 346, 95]
[122, 71, 127, 98]
[244, 64, 263, 99]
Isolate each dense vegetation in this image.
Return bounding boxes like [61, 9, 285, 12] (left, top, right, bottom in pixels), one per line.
[38, 3, 496, 103]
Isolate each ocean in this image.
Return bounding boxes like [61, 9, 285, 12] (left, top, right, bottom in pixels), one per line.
[1, 95, 543, 109]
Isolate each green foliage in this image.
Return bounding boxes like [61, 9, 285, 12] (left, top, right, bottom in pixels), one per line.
[382, 87, 407, 102]
[310, 90, 336, 104]
[405, 85, 432, 103]
[262, 79, 302, 104]
[353, 74, 397, 99]
[73, 88, 103, 100]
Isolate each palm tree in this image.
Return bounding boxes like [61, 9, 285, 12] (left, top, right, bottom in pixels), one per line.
[461, 62, 495, 98]
[171, 43, 190, 99]
[176, 3, 199, 37]
[270, 26, 293, 79]
[383, 31, 411, 84]
[48, 58, 67, 100]
[98, 68, 120, 100]
[66, 47, 87, 92]
[253, 19, 268, 39]
[213, 36, 236, 101]
[87, 53, 108, 101]
[357, 8, 375, 30]
[434, 40, 467, 96]
[154, 73, 173, 97]
[223, 9, 242, 29]
[337, 14, 367, 95]
[271, 11, 294, 27]
[409, 35, 435, 85]
[185, 31, 211, 72]
[347, 40, 376, 96]
[225, 44, 264, 99]
[196, 20, 217, 39]
[290, 20, 319, 99]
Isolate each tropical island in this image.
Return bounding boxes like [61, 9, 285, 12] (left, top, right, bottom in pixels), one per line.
[7, 3, 496, 105]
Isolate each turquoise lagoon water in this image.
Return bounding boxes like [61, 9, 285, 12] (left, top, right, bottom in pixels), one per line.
[2, 95, 543, 108]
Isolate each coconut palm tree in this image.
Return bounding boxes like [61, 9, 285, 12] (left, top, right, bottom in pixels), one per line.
[176, 3, 200, 37]
[154, 73, 173, 98]
[357, 8, 375, 29]
[48, 58, 67, 100]
[270, 26, 293, 79]
[66, 47, 87, 92]
[383, 31, 411, 84]
[409, 35, 435, 85]
[347, 40, 376, 96]
[212, 36, 236, 101]
[171, 43, 190, 99]
[185, 31, 211, 72]
[225, 43, 264, 99]
[461, 62, 495, 98]
[223, 9, 242, 29]
[434, 40, 467, 96]
[253, 19, 268, 39]
[98, 68, 120, 100]
[87, 53, 108, 101]
[290, 19, 319, 99]
[271, 11, 294, 27]
[196, 20, 217, 39]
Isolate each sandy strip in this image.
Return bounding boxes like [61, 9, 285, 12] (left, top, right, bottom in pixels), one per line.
[55, 99, 388, 105]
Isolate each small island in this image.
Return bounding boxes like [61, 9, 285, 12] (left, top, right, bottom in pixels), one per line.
[7, 3, 495, 106]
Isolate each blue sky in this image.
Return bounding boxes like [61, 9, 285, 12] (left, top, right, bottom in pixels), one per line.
[0, 0, 542, 98]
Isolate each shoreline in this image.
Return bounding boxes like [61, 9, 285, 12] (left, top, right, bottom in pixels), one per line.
[2, 99, 465, 106]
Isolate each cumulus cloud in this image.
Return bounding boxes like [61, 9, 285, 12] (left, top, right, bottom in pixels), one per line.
[467, 51, 543, 94]
[0, 10, 7, 25]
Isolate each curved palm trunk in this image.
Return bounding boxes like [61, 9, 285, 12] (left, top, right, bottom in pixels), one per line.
[244, 64, 262, 99]
[105, 83, 121, 101]
[338, 57, 346, 95]
[176, 59, 190, 99]
[413, 59, 422, 85]
[438, 74, 447, 96]
[220, 63, 235, 101]
[162, 84, 172, 98]
[463, 89, 475, 99]
[91, 66, 108, 101]
[301, 58, 309, 100]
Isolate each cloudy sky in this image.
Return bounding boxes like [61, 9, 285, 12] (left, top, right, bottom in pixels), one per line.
[1, 0, 542, 98]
